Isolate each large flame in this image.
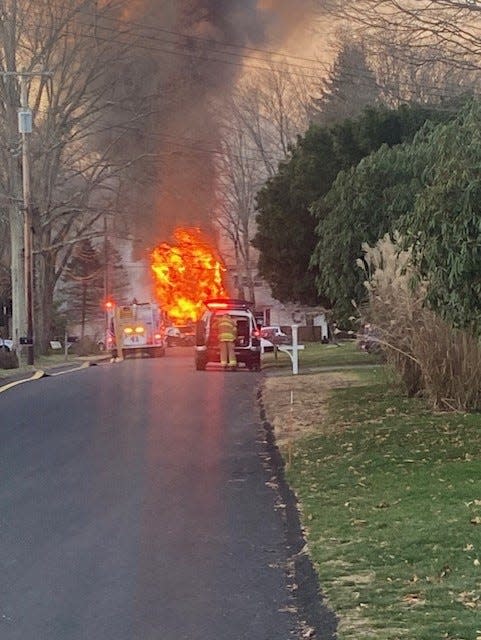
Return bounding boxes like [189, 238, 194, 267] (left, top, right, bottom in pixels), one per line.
[151, 227, 228, 324]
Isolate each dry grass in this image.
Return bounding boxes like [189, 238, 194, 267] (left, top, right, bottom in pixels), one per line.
[412, 315, 481, 411]
[262, 371, 360, 447]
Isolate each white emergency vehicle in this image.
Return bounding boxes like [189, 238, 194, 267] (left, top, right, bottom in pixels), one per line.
[108, 301, 165, 358]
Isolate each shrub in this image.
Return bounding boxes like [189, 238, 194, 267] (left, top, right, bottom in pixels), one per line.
[70, 336, 96, 357]
[0, 349, 19, 369]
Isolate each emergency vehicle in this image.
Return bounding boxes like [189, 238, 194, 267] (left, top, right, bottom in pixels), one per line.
[194, 298, 261, 371]
[108, 301, 165, 358]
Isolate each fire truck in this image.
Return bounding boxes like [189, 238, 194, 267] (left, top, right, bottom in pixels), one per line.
[108, 301, 165, 359]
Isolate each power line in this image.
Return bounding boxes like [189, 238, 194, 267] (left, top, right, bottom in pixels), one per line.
[16, 6, 481, 137]
[25, 12, 328, 81]
[32, 78, 478, 164]
[25, 10, 481, 102]
[29, 107, 281, 162]
[35, 0, 329, 68]
[70, 116, 286, 162]
[32, 2, 481, 83]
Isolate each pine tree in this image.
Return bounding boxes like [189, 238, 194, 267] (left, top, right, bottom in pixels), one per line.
[104, 240, 130, 305]
[313, 41, 381, 126]
[62, 239, 104, 338]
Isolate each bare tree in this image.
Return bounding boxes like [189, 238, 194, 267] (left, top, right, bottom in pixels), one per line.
[228, 63, 313, 177]
[214, 62, 314, 302]
[215, 128, 262, 302]
[0, 0, 166, 353]
[326, 0, 481, 104]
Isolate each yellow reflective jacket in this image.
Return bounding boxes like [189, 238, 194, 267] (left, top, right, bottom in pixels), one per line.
[216, 315, 237, 342]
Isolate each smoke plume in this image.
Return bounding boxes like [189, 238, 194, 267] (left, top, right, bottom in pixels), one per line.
[108, 1, 320, 250]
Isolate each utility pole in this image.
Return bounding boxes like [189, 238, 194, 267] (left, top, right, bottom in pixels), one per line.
[2, 69, 52, 365]
[103, 212, 111, 342]
[19, 75, 34, 365]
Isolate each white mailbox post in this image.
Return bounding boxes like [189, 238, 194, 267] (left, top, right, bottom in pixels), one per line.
[277, 325, 304, 375]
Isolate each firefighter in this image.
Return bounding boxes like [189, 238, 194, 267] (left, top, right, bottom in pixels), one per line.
[216, 313, 237, 369]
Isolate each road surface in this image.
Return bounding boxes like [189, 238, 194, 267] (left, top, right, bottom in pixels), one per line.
[0, 350, 301, 640]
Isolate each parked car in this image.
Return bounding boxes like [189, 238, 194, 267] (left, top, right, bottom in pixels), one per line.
[0, 338, 13, 351]
[259, 326, 289, 352]
[358, 323, 382, 354]
[165, 325, 195, 347]
[176, 324, 196, 346]
[194, 298, 261, 371]
[165, 326, 182, 347]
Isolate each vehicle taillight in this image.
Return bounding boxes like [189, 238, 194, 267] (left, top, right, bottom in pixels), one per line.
[252, 329, 260, 338]
[154, 333, 162, 340]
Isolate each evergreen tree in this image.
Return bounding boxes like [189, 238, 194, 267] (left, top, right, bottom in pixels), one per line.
[310, 99, 467, 323]
[310, 139, 430, 322]
[400, 100, 481, 332]
[253, 126, 339, 306]
[62, 239, 104, 338]
[312, 41, 381, 127]
[103, 240, 130, 305]
[254, 103, 450, 309]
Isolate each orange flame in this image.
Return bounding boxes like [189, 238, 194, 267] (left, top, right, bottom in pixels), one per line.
[151, 227, 228, 324]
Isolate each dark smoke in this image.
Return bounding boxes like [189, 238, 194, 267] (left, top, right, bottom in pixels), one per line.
[107, 1, 319, 251]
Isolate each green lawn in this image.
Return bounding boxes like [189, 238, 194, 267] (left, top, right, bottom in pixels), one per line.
[262, 340, 382, 371]
[286, 366, 481, 639]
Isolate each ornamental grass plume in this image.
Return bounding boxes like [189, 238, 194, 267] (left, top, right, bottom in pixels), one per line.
[360, 234, 481, 411]
[359, 233, 425, 397]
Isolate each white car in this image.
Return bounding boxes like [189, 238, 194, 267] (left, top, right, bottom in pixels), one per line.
[260, 326, 289, 351]
[0, 338, 13, 351]
[164, 326, 181, 346]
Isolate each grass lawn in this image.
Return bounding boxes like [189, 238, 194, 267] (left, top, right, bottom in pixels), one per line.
[284, 366, 481, 639]
[262, 340, 382, 371]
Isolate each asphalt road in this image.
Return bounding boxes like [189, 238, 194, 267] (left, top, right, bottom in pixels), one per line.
[0, 350, 300, 640]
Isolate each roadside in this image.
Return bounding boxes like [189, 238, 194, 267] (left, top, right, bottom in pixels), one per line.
[261, 343, 481, 640]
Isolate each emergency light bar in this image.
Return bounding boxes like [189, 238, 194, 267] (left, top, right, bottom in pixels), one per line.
[204, 298, 254, 311]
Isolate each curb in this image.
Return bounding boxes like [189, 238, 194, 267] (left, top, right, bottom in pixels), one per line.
[257, 384, 338, 640]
